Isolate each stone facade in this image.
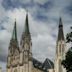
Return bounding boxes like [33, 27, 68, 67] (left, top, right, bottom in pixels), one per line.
[54, 18, 66, 72]
[6, 14, 66, 72]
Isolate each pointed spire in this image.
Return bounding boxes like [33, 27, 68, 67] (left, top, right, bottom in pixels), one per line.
[57, 17, 64, 41]
[20, 13, 31, 48]
[24, 13, 30, 34]
[59, 17, 63, 28]
[12, 19, 17, 40]
[11, 19, 19, 51]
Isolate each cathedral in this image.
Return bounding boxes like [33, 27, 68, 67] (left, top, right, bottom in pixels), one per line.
[6, 13, 66, 72]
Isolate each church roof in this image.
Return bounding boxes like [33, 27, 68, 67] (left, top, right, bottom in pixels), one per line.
[57, 17, 64, 41]
[32, 58, 54, 72]
[42, 58, 54, 69]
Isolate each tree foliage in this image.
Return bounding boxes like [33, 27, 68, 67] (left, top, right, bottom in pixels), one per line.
[62, 27, 72, 72]
[62, 48, 72, 72]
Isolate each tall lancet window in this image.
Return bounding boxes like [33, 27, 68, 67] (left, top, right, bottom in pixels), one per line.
[62, 44, 64, 56]
[59, 44, 61, 55]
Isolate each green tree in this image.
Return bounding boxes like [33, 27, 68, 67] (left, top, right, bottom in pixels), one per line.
[62, 27, 72, 72]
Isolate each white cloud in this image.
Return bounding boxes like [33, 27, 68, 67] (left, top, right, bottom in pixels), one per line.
[0, 6, 71, 64]
[0, 7, 57, 63]
[0, 0, 72, 71]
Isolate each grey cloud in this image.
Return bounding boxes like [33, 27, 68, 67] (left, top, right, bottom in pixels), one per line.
[0, 0, 72, 71]
[0, 55, 7, 62]
[2, 0, 53, 22]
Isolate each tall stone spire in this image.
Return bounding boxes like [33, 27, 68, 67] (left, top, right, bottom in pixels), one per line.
[7, 20, 19, 68]
[20, 13, 31, 47]
[55, 17, 65, 72]
[57, 17, 64, 41]
[20, 13, 32, 72]
[9, 20, 19, 55]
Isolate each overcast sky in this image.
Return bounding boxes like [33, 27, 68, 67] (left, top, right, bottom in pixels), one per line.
[0, 0, 72, 71]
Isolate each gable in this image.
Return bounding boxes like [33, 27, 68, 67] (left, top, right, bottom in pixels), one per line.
[32, 58, 54, 72]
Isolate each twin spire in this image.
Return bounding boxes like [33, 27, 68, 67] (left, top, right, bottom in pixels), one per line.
[12, 13, 29, 40]
[9, 13, 30, 55]
[11, 13, 30, 51]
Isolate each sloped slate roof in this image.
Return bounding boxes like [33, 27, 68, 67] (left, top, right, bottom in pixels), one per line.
[32, 58, 54, 72]
[42, 58, 54, 69]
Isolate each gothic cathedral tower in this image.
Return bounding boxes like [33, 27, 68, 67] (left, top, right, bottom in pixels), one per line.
[20, 13, 32, 72]
[7, 13, 33, 72]
[55, 18, 65, 72]
[7, 20, 20, 72]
